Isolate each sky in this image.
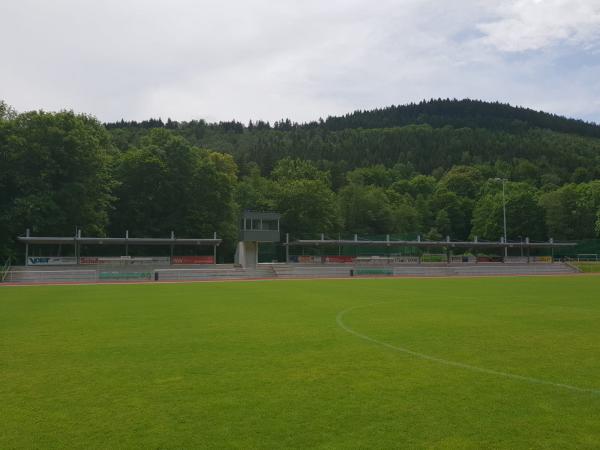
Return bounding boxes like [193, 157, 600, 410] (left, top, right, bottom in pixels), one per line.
[1, 0, 600, 124]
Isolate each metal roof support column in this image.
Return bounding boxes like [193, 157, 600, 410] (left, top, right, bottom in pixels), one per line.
[76, 229, 81, 265]
[170, 231, 175, 259]
[286, 233, 290, 263]
[213, 232, 217, 265]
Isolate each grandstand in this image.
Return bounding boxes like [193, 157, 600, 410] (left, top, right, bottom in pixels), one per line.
[2, 227, 580, 284]
[19, 228, 221, 265]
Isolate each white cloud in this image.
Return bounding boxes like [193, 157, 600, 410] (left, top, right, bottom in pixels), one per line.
[0, 0, 599, 123]
[477, 0, 600, 52]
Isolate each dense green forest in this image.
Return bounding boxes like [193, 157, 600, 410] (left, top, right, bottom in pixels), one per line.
[2, 99, 600, 260]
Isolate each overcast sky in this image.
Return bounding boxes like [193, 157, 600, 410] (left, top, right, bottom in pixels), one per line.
[2, 0, 600, 124]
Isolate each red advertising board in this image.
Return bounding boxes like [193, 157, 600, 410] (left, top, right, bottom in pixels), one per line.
[298, 255, 318, 263]
[171, 256, 215, 265]
[324, 256, 354, 263]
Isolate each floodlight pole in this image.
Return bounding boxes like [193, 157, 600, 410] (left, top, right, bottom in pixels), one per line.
[492, 178, 508, 258]
[501, 179, 507, 258]
[25, 228, 30, 265]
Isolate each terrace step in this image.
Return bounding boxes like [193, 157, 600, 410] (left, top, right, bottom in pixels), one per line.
[2, 262, 577, 283]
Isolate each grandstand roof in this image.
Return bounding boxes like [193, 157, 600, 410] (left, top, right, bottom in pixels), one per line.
[242, 211, 281, 220]
[285, 238, 575, 249]
[18, 236, 222, 246]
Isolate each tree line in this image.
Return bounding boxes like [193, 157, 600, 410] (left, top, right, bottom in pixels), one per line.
[1, 99, 600, 261]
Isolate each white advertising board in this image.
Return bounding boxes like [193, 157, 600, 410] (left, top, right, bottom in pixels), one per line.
[27, 257, 77, 266]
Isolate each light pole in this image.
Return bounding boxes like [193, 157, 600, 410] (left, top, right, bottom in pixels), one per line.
[492, 178, 508, 258]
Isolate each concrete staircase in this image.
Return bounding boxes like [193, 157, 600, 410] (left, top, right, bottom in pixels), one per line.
[271, 264, 351, 278]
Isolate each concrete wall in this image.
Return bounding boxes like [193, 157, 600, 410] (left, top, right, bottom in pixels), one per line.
[235, 241, 258, 268]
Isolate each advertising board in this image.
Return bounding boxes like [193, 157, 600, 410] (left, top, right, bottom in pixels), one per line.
[298, 255, 319, 263]
[27, 257, 77, 265]
[80, 256, 170, 265]
[324, 256, 354, 264]
[171, 256, 215, 265]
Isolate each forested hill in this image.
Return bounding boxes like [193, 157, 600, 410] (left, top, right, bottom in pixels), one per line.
[105, 99, 600, 185]
[106, 98, 600, 137]
[317, 99, 600, 137]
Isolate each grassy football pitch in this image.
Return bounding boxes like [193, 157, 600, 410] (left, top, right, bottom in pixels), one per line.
[1, 276, 600, 449]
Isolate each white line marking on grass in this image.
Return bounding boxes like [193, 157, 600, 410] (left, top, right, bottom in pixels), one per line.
[336, 302, 600, 395]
